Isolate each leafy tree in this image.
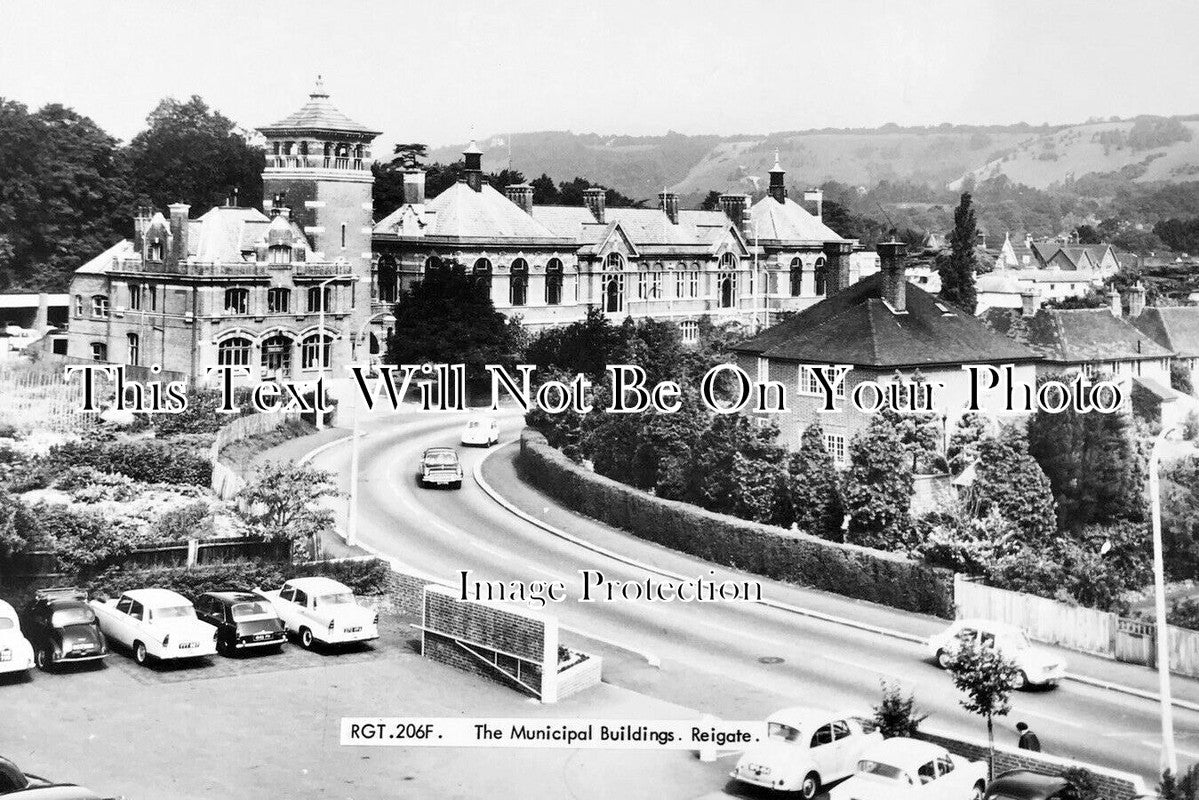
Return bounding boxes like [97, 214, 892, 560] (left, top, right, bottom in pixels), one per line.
[969, 433, 1057, 543]
[238, 462, 337, 555]
[1074, 224, 1102, 244]
[391, 143, 428, 169]
[0, 489, 37, 559]
[938, 192, 978, 313]
[687, 414, 789, 524]
[1162, 455, 1199, 579]
[946, 412, 988, 475]
[844, 415, 914, 550]
[1060, 767, 1101, 800]
[1159, 763, 1199, 800]
[946, 639, 1019, 780]
[699, 190, 722, 211]
[530, 173, 559, 205]
[872, 680, 928, 738]
[1172, 361, 1194, 395]
[785, 423, 845, 539]
[127, 95, 264, 212]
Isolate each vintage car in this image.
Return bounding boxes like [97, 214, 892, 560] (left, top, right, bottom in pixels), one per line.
[928, 619, 1066, 689]
[255, 577, 379, 649]
[22, 588, 108, 671]
[730, 706, 883, 797]
[460, 415, 501, 447]
[89, 589, 217, 665]
[983, 770, 1080, 800]
[829, 738, 987, 800]
[418, 447, 463, 488]
[0, 600, 35, 677]
[0, 755, 114, 798]
[194, 591, 287, 656]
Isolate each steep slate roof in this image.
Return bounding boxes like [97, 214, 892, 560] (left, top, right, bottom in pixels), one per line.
[534, 207, 740, 255]
[982, 307, 1173, 363]
[258, 83, 379, 136]
[374, 182, 562, 241]
[76, 239, 134, 274]
[735, 273, 1037, 368]
[1132, 306, 1199, 358]
[749, 195, 848, 243]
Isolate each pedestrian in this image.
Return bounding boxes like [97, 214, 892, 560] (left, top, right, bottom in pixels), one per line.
[1015, 721, 1041, 752]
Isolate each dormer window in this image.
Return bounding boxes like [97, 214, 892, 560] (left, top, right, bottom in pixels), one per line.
[147, 241, 164, 261]
[269, 244, 292, 264]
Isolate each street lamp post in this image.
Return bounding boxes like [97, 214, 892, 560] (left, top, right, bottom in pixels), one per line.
[345, 309, 395, 549]
[315, 273, 357, 430]
[1150, 424, 1178, 776]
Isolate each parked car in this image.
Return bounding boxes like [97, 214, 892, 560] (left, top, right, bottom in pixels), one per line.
[0, 601, 34, 677]
[0, 755, 115, 798]
[22, 588, 107, 671]
[460, 416, 501, 447]
[255, 577, 379, 649]
[828, 738, 987, 800]
[194, 591, 287, 656]
[928, 619, 1066, 689]
[418, 447, 463, 488]
[88, 589, 217, 665]
[730, 707, 883, 797]
[983, 770, 1081, 800]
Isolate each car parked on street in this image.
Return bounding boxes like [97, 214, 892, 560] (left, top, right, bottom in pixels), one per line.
[460, 416, 501, 447]
[730, 707, 883, 797]
[983, 770, 1081, 800]
[928, 619, 1066, 689]
[255, 577, 379, 649]
[89, 589, 217, 666]
[418, 447, 463, 488]
[0, 600, 35, 677]
[22, 588, 107, 671]
[0, 755, 115, 798]
[194, 591, 287, 656]
[828, 738, 987, 800]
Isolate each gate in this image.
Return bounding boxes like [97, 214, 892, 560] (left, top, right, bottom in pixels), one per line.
[1114, 617, 1154, 667]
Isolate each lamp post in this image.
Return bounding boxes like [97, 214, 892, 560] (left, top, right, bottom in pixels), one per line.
[1149, 424, 1179, 776]
[345, 309, 395, 549]
[315, 273, 357, 430]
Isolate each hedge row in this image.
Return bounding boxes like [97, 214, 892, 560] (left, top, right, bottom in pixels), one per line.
[517, 429, 954, 618]
[44, 440, 212, 487]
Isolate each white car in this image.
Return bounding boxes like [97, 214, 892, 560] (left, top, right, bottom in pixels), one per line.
[461, 416, 501, 447]
[0, 600, 35, 676]
[731, 707, 884, 798]
[89, 589, 218, 665]
[829, 738, 987, 800]
[928, 619, 1066, 689]
[256, 577, 379, 649]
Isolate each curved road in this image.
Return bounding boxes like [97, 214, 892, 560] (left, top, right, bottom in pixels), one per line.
[312, 410, 1199, 789]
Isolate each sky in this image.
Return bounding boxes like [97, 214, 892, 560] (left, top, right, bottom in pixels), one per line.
[2, 0, 1198, 155]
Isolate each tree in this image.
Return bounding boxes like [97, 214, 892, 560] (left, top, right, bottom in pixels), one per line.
[1075, 224, 1102, 244]
[1172, 361, 1194, 395]
[785, 424, 845, 539]
[699, 190, 722, 211]
[391, 143, 428, 169]
[1060, 767, 1101, 800]
[872, 681, 928, 738]
[1160, 763, 1199, 800]
[939, 192, 979, 313]
[530, 174, 559, 205]
[844, 415, 914, 550]
[946, 412, 988, 475]
[969, 433, 1058, 543]
[0, 489, 37, 559]
[127, 95, 264, 212]
[946, 639, 1019, 779]
[238, 462, 337, 556]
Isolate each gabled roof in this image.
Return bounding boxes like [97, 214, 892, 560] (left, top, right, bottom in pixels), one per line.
[748, 195, 848, 244]
[190, 206, 278, 261]
[258, 81, 380, 137]
[735, 273, 1037, 368]
[1132, 306, 1199, 358]
[374, 182, 563, 241]
[76, 239, 134, 274]
[533, 206, 743, 255]
[982, 306, 1173, 363]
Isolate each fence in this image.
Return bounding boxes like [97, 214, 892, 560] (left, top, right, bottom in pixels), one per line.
[209, 411, 301, 499]
[3, 536, 292, 580]
[954, 573, 1199, 679]
[0, 363, 98, 433]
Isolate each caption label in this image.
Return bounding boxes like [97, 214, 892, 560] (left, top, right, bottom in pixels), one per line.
[341, 718, 766, 749]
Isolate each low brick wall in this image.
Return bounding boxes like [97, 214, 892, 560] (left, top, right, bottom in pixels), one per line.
[517, 428, 954, 617]
[557, 654, 603, 700]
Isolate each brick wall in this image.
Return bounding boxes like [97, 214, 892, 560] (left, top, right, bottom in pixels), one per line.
[557, 654, 603, 700]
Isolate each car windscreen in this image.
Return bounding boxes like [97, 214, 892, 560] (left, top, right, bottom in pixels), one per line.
[51, 607, 96, 627]
[153, 605, 195, 620]
[767, 722, 803, 743]
[231, 602, 273, 619]
[0, 618, 13, 630]
[466, 420, 482, 428]
[315, 593, 355, 607]
[425, 452, 457, 465]
[857, 760, 912, 784]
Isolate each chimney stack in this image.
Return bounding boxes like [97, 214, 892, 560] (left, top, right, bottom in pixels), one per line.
[505, 183, 534, 215]
[822, 241, 854, 296]
[463, 140, 483, 192]
[1020, 287, 1041, 318]
[583, 187, 606, 224]
[718, 194, 748, 235]
[168, 203, 190, 265]
[404, 169, 427, 205]
[658, 191, 679, 224]
[1127, 282, 1146, 318]
[133, 207, 151, 251]
[1108, 287, 1122, 318]
[877, 239, 908, 312]
[768, 152, 786, 204]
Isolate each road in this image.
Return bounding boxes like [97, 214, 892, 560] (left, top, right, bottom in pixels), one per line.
[313, 409, 1199, 793]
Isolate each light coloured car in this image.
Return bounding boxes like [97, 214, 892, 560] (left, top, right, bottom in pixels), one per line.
[928, 619, 1066, 689]
[829, 737, 987, 800]
[89, 589, 217, 665]
[730, 707, 883, 797]
[0, 600, 35, 676]
[461, 416, 501, 447]
[256, 577, 379, 649]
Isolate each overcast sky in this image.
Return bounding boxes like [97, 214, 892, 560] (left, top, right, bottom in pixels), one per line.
[3, 0, 1198, 153]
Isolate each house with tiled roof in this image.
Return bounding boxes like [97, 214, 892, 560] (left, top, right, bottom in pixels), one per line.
[1131, 303, 1199, 395]
[979, 232, 1122, 312]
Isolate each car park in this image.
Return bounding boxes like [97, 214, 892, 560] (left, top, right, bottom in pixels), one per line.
[194, 591, 287, 656]
[0, 600, 35, 677]
[418, 447, 463, 488]
[983, 770, 1081, 800]
[828, 738, 987, 800]
[928, 619, 1066, 689]
[22, 588, 108, 671]
[255, 577, 379, 649]
[460, 416, 501, 447]
[730, 707, 883, 797]
[89, 589, 217, 665]
[0, 755, 114, 799]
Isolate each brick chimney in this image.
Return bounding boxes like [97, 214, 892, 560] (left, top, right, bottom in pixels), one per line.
[1020, 287, 1041, 318]
[463, 140, 483, 192]
[583, 187, 606, 224]
[658, 191, 679, 224]
[768, 152, 786, 204]
[168, 203, 190, 265]
[877, 239, 908, 312]
[822, 241, 854, 296]
[133, 207, 151, 252]
[1108, 286, 1122, 318]
[505, 183, 534, 215]
[718, 194, 748, 235]
[1127, 282, 1146, 318]
[403, 169, 426, 205]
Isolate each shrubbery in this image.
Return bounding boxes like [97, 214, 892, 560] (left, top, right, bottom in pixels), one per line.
[41, 440, 212, 486]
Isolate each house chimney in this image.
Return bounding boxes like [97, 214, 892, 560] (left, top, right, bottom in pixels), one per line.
[1127, 282, 1146, 318]
[877, 239, 908, 312]
[658, 191, 679, 224]
[768, 151, 786, 204]
[505, 183, 534, 215]
[403, 169, 426, 205]
[168, 203, 190, 264]
[1020, 287, 1041, 317]
[718, 194, 748, 235]
[463, 140, 484, 192]
[133, 207, 151, 251]
[1108, 286, 1122, 318]
[823, 241, 854, 295]
[268, 192, 285, 218]
[583, 187, 606, 224]
[804, 188, 824, 219]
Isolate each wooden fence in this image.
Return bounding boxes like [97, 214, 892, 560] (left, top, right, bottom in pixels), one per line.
[0, 363, 98, 433]
[210, 411, 301, 499]
[3, 536, 292, 580]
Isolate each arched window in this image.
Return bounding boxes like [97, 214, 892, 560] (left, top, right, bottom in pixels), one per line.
[814, 256, 827, 296]
[267, 288, 291, 314]
[369, 333, 381, 355]
[424, 255, 444, 274]
[218, 337, 251, 367]
[378, 255, 398, 303]
[128, 283, 142, 311]
[91, 295, 109, 318]
[473, 258, 493, 292]
[301, 333, 333, 370]
[224, 288, 249, 315]
[605, 253, 624, 271]
[719, 275, 736, 308]
[603, 274, 624, 313]
[260, 334, 293, 378]
[545, 258, 563, 305]
[720, 252, 737, 270]
[307, 286, 331, 313]
[789, 258, 803, 297]
[126, 333, 140, 366]
[509, 258, 528, 306]
[269, 244, 292, 264]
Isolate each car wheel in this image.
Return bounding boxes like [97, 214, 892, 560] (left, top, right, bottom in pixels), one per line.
[300, 627, 314, 649]
[972, 780, 985, 799]
[799, 771, 820, 800]
[1013, 669, 1028, 690]
[452, 479, 462, 489]
[35, 648, 50, 671]
[133, 641, 148, 665]
[216, 637, 231, 657]
[936, 649, 952, 669]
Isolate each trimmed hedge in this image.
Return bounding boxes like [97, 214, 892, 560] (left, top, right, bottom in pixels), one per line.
[44, 440, 211, 487]
[517, 429, 954, 617]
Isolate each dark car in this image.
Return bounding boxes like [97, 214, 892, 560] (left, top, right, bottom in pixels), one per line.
[22, 588, 107, 671]
[0, 755, 114, 799]
[194, 591, 287, 656]
[984, 770, 1081, 800]
[418, 447, 463, 489]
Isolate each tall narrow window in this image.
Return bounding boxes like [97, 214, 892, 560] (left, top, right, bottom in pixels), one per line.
[790, 258, 803, 297]
[147, 241, 163, 261]
[267, 287, 291, 314]
[260, 334, 293, 378]
[545, 258, 563, 305]
[718, 274, 736, 308]
[74, 295, 83, 316]
[473, 258, 493, 293]
[307, 286, 332, 313]
[301, 333, 333, 370]
[269, 244, 292, 264]
[127, 333, 140, 366]
[603, 275, 624, 313]
[224, 287, 249, 315]
[147, 284, 157, 311]
[341, 224, 347, 249]
[814, 256, 827, 296]
[128, 283, 142, 311]
[377, 255, 398, 303]
[509, 258, 528, 306]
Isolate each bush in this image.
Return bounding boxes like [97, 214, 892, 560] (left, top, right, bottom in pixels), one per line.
[873, 681, 927, 738]
[30, 503, 149, 576]
[152, 501, 214, 540]
[149, 387, 254, 436]
[43, 440, 211, 486]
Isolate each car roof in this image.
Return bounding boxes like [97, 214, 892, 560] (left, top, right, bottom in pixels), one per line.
[119, 588, 189, 605]
[42, 599, 90, 612]
[765, 706, 853, 729]
[953, 618, 1024, 635]
[988, 770, 1070, 798]
[424, 446, 456, 454]
[861, 737, 947, 767]
[0, 600, 19, 619]
[200, 591, 260, 604]
[284, 576, 351, 593]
